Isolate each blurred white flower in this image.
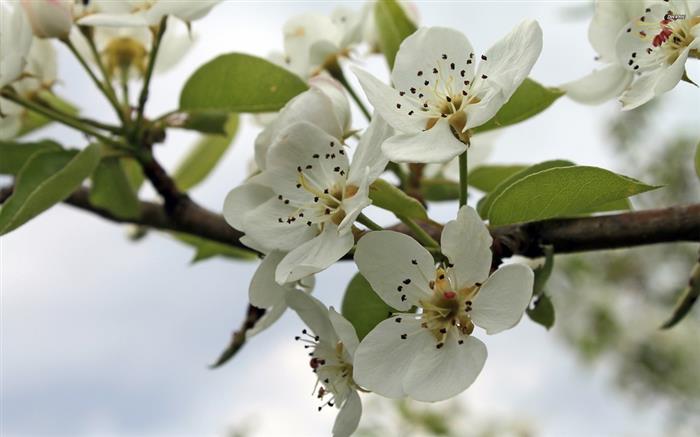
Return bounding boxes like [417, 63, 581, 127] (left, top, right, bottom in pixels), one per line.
[287, 290, 362, 437]
[353, 206, 534, 401]
[77, 0, 220, 27]
[0, 39, 57, 140]
[20, 0, 73, 39]
[245, 251, 314, 338]
[0, 2, 33, 89]
[362, 1, 419, 53]
[352, 21, 542, 164]
[224, 114, 392, 284]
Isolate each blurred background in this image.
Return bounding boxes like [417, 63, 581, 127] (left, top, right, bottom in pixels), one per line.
[2, 1, 699, 436]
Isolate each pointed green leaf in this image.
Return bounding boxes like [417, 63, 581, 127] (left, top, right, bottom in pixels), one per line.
[374, 0, 417, 69]
[488, 166, 659, 226]
[341, 273, 400, 340]
[369, 178, 427, 220]
[0, 140, 63, 175]
[167, 110, 231, 135]
[469, 165, 528, 193]
[179, 53, 308, 113]
[173, 114, 239, 191]
[473, 79, 564, 133]
[89, 157, 141, 220]
[172, 233, 256, 263]
[421, 178, 460, 201]
[0, 144, 101, 235]
[527, 293, 555, 330]
[477, 160, 575, 218]
[695, 141, 700, 179]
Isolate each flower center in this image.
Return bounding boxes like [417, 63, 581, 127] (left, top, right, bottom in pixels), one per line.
[102, 37, 148, 78]
[418, 267, 480, 348]
[626, 10, 700, 69]
[295, 329, 354, 411]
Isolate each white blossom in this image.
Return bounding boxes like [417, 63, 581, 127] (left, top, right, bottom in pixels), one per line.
[287, 290, 362, 437]
[224, 110, 392, 284]
[352, 206, 534, 401]
[245, 251, 314, 338]
[352, 20, 542, 164]
[20, 0, 73, 39]
[0, 2, 34, 89]
[77, 0, 220, 27]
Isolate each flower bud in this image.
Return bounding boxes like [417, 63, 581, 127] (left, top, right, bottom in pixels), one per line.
[21, 0, 73, 39]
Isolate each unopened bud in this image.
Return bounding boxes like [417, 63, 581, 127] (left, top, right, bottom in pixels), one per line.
[21, 0, 73, 39]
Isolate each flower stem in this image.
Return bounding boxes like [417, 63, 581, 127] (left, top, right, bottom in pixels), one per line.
[1, 88, 125, 150]
[61, 37, 125, 125]
[327, 60, 371, 121]
[135, 17, 168, 132]
[458, 149, 468, 208]
[397, 214, 440, 250]
[357, 213, 383, 231]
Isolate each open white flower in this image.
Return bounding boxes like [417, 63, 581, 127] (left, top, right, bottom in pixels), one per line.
[352, 206, 534, 401]
[281, 7, 365, 79]
[352, 20, 542, 164]
[561, 0, 642, 105]
[224, 114, 392, 284]
[287, 290, 362, 437]
[0, 2, 33, 89]
[77, 0, 219, 27]
[614, 1, 700, 109]
[245, 251, 315, 338]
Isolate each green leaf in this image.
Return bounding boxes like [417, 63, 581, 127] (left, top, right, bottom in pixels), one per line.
[695, 141, 700, 180]
[179, 53, 308, 113]
[421, 178, 461, 201]
[369, 178, 427, 220]
[374, 0, 417, 69]
[477, 160, 575, 218]
[0, 144, 101, 235]
[173, 233, 256, 263]
[469, 165, 528, 193]
[0, 140, 63, 175]
[487, 166, 659, 226]
[173, 114, 239, 191]
[17, 92, 79, 137]
[121, 157, 145, 193]
[473, 79, 564, 133]
[168, 110, 231, 135]
[527, 293, 555, 330]
[89, 157, 141, 220]
[579, 198, 631, 214]
[533, 245, 554, 296]
[341, 273, 399, 340]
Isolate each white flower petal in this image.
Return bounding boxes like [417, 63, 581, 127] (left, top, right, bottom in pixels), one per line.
[285, 289, 336, 342]
[351, 66, 425, 133]
[332, 389, 362, 437]
[354, 231, 434, 311]
[145, 0, 219, 24]
[0, 3, 33, 88]
[353, 316, 433, 398]
[466, 20, 543, 130]
[77, 12, 151, 27]
[403, 334, 487, 402]
[471, 263, 534, 334]
[0, 110, 22, 140]
[440, 206, 492, 289]
[328, 308, 360, 358]
[249, 251, 288, 308]
[223, 183, 274, 231]
[561, 64, 633, 104]
[614, 4, 678, 74]
[588, 0, 643, 61]
[284, 13, 341, 77]
[241, 197, 317, 252]
[245, 302, 287, 339]
[348, 114, 392, 186]
[392, 27, 475, 93]
[381, 118, 466, 164]
[275, 224, 354, 284]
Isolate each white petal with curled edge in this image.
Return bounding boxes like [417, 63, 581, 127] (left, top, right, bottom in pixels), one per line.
[403, 334, 487, 402]
[392, 27, 476, 93]
[275, 224, 354, 284]
[328, 308, 360, 358]
[223, 183, 274, 231]
[440, 206, 492, 289]
[249, 251, 288, 308]
[471, 263, 534, 335]
[353, 316, 434, 398]
[245, 302, 287, 339]
[332, 389, 362, 437]
[561, 64, 633, 104]
[381, 118, 466, 164]
[145, 0, 219, 24]
[77, 12, 151, 27]
[348, 114, 392, 186]
[351, 66, 425, 133]
[285, 290, 336, 342]
[466, 20, 543, 130]
[354, 231, 434, 311]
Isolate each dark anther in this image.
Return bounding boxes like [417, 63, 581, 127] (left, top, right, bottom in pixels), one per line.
[395, 317, 402, 323]
[411, 259, 417, 265]
[417, 70, 423, 76]
[481, 54, 487, 61]
[481, 74, 488, 79]
[400, 334, 407, 339]
[403, 278, 411, 285]
[436, 342, 444, 349]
